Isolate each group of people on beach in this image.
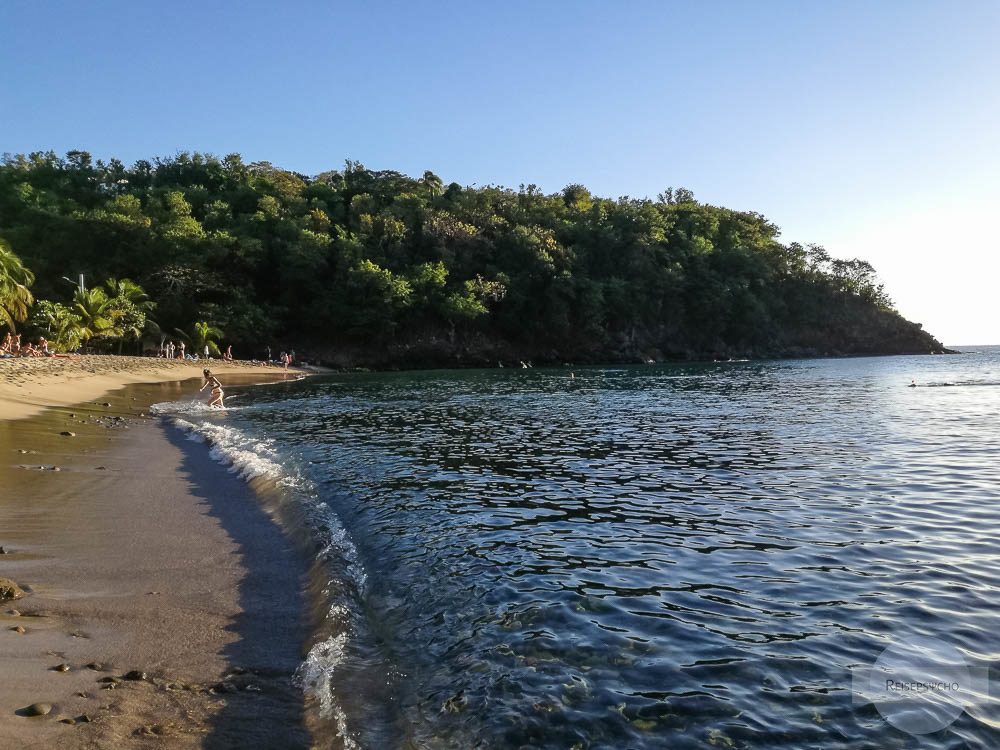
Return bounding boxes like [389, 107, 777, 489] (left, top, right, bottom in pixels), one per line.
[1, 332, 78, 360]
[159, 341, 234, 361]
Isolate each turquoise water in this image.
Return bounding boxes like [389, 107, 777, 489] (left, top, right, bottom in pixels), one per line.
[156, 348, 1000, 749]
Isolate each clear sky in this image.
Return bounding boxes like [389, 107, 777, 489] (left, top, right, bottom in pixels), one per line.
[2, 1, 998, 344]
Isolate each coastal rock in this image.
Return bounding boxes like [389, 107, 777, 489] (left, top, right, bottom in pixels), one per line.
[11, 625, 26, 634]
[0, 545, 6, 553]
[53, 663, 70, 672]
[60, 718, 76, 725]
[123, 669, 147, 681]
[0, 578, 26, 600]
[24, 702, 52, 716]
[60, 431, 75, 437]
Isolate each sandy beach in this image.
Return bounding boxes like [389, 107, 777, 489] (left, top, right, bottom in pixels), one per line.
[0, 360, 315, 748]
[0, 355, 307, 422]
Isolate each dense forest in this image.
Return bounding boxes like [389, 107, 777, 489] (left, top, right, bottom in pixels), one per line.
[0, 150, 946, 366]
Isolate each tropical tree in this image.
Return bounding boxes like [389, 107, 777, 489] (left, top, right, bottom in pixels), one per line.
[105, 277, 155, 312]
[104, 277, 154, 352]
[419, 170, 444, 199]
[72, 287, 114, 342]
[106, 297, 146, 346]
[187, 321, 224, 357]
[0, 238, 35, 332]
[30, 300, 84, 351]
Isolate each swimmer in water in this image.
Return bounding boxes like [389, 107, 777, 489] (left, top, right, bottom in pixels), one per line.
[200, 369, 225, 408]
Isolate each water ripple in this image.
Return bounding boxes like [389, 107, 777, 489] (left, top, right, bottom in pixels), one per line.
[220, 351, 1000, 748]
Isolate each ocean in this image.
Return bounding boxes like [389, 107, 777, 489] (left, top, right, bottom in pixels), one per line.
[152, 347, 1000, 749]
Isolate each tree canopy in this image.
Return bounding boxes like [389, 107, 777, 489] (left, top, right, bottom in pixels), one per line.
[0, 150, 944, 364]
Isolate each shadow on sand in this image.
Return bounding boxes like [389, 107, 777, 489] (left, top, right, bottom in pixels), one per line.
[164, 427, 312, 749]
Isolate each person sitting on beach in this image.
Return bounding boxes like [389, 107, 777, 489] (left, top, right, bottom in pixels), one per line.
[199, 369, 225, 408]
[38, 337, 78, 360]
[223, 345, 233, 362]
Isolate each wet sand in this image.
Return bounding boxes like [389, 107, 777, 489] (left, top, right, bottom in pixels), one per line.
[0, 355, 305, 421]
[0, 377, 313, 748]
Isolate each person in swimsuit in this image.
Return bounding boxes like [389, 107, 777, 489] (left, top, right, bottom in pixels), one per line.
[38, 337, 77, 360]
[200, 369, 225, 408]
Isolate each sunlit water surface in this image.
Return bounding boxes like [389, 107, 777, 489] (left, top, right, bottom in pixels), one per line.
[155, 348, 1000, 749]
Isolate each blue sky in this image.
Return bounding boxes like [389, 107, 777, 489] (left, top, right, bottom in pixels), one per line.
[2, 1, 998, 343]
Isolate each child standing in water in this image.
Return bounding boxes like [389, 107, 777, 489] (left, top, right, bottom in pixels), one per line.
[200, 369, 225, 408]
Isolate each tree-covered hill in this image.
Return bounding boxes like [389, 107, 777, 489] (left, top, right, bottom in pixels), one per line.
[0, 150, 947, 366]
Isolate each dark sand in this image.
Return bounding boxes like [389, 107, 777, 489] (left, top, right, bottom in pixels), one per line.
[0, 379, 312, 748]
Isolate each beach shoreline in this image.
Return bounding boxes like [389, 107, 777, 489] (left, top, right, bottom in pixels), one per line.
[0, 371, 316, 748]
[0, 355, 310, 422]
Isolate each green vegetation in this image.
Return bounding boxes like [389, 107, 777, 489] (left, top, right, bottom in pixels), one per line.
[0, 237, 34, 332]
[0, 150, 944, 364]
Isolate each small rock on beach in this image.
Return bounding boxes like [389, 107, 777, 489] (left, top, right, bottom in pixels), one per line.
[0, 578, 26, 600]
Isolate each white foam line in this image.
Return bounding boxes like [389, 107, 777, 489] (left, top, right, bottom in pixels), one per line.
[294, 634, 360, 749]
[156, 403, 368, 743]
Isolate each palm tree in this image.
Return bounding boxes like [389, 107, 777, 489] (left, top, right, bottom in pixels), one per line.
[177, 321, 224, 357]
[105, 277, 155, 311]
[419, 170, 443, 199]
[37, 302, 84, 352]
[0, 238, 35, 332]
[72, 287, 114, 342]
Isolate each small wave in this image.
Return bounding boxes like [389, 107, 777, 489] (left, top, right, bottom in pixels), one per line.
[294, 633, 359, 749]
[150, 399, 246, 415]
[170, 417, 297, 485]
[154, 402, 369, 743]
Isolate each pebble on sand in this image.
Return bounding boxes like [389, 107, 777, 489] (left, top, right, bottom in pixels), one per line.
[24, 702, 52, 716]
[0, 577, 26, 600]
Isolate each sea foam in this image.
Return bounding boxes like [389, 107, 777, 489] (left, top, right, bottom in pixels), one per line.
[152, 397, 368, 741]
